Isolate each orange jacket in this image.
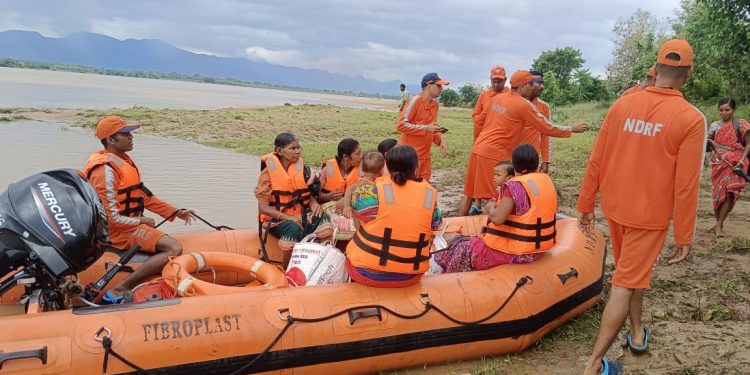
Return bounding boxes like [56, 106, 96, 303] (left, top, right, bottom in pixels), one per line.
[521, 98, 552, 163]
[346, 176, 437, 274]
[320, 158, 361, 193]
[397, 94, 443, 160]
[260, 153, 311, 221]
[482, 173, 557, 254]
[473, 91, 571, 161]
[577, 87, 707, 244]
[81, 150, 175, 238]
[473, 87, 509, 141]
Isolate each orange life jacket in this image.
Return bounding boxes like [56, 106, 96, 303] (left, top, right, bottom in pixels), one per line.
[320, 158, 361, 193]
[260, 153, 311, 222]
[482, 173, 557, 254]
[81, 150, 152, 218]
[346, 177, 436, 274]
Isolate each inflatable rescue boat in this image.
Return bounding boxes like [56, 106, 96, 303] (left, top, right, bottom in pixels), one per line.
[0, 170, 606, 374]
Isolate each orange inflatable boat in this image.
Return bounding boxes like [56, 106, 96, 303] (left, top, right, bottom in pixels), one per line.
[0, 214, 605, 374]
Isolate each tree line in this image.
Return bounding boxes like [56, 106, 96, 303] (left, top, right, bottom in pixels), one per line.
[441, 0, 749, 108]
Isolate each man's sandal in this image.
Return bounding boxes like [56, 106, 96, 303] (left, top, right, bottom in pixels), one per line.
[600, 359, 623, 375]
[626, 326, 650, 354]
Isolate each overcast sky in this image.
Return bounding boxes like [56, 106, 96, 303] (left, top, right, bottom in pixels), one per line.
[1, 0, 681, 86]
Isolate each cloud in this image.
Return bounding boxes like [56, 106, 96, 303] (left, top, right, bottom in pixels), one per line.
[0, 0, 683, 86]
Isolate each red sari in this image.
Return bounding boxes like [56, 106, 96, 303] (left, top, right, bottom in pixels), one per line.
[711, 119, 750, 209]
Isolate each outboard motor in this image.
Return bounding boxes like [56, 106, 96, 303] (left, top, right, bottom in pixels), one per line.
[0, 169, 108, 309]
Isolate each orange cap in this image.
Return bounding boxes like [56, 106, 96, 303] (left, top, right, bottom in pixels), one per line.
[95, 116, 140, 140]
[656, 39, 693, 67]
[647, 65, 656, 77]
[490, 65, 506, 79]
[510, 70, 541, 88]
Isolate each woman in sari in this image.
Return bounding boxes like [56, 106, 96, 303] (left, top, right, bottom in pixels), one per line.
[708, 98, 750, 236]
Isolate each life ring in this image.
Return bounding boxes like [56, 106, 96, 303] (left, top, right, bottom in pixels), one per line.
[162, 252, 288, 296]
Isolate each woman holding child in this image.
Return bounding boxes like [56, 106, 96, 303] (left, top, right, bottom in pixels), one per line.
[255, 133, 332, 267]
[346, 145, 443, 287]
[434, 144, 556, 272]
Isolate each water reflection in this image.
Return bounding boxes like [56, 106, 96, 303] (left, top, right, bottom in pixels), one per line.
[0, 121, 258, 233]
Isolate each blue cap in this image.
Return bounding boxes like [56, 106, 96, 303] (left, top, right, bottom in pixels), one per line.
[421, 72, 450, 87]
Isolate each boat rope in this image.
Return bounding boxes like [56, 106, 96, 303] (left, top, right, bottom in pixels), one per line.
[228, 275, 529, 375]
[100, 334, 150, 374]
[155, 209, 234, 231]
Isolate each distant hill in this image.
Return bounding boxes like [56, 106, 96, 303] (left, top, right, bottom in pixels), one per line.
[0, 30, 402, 96]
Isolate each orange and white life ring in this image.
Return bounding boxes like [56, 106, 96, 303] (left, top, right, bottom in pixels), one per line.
[162, 252, 288, 296]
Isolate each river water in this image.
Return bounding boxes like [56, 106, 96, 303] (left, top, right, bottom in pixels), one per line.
[0, 121, 259, 233]
[0, 68, 395, 110]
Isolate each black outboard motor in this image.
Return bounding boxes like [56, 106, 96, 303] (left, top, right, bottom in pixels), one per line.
[0, 169, 108, 307]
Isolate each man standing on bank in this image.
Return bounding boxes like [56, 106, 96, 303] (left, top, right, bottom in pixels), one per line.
[397, 72, 450, 182]
[577, 39, 706, 375]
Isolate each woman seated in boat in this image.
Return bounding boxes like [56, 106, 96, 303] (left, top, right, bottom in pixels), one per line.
[318, 138, 363, 204]
[434, 144, 556, 273]
[255, 133, 333, 267]
[345, 145, 443, 287]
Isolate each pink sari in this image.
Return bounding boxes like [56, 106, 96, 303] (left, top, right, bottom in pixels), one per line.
[711, 119, 749, 209]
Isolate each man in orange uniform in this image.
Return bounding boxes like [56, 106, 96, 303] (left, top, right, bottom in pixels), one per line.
[620, 65, 657, 97]
[397, 72, 449, 181]
[473, 65, 509, 141]
[458, 70, 587, 216]
[578, 40, 706, 375]
[81, 116, 195, 303]
[521, 70, 553, 173]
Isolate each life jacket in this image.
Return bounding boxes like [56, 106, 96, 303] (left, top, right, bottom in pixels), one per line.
[259, 153, 311, 222]
[482, 173, 557, 255]
[320, 158, 361, 193]
[346, 177, 436, 274]
[81, 150, 152, 218]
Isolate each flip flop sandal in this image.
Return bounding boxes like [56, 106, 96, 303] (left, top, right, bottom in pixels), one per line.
[102, 290, 125, 304]
[627, 325, 650, 354]
[600, 358, 623, 375]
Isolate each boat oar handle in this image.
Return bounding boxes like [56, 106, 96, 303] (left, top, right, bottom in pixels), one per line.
[348, 307, 383, 325]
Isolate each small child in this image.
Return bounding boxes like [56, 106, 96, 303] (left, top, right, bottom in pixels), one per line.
[340, 151, 385, 226]
[490, 161, 515, 202]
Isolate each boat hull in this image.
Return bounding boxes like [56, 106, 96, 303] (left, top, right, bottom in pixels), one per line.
[0, 218, 605, 374]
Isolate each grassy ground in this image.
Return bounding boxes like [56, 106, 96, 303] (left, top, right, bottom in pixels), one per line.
[6, 101, 750, 374]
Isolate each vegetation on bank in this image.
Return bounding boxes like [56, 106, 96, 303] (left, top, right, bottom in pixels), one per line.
[0, 58, 397, 100]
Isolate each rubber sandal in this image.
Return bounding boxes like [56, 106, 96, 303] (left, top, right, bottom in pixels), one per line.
[102, 290, 125, 304]
[627, 326, 650, 354]
[600, 358, 623, 375]
[468, 206, 483, 215]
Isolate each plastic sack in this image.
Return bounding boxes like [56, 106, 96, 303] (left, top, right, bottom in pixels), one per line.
[321, 201, 356, 241]
[285, 233, 348, 286]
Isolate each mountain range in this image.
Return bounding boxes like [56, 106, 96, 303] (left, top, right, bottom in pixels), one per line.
[0, 30, 401, 95]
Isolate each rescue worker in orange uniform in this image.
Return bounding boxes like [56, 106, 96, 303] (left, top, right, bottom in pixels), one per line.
[620, 65, 657, 97]
[578, 40, 706, 375]
[81, 116, 195, 304]
[397, 72, 450, 182]
[346, 145, 442, 288]
[458, 70, 588, 216]
[318, 138, 363, 204]
[521, 70, 553, 173]
[473, 65, 509, 141]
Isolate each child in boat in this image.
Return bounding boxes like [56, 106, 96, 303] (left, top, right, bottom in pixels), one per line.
[434, 144, 554, 273]
[490, 161, 514, 201]
[340, 151, 385, 227]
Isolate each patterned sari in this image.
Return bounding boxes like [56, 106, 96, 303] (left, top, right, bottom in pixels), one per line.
[710, 119, 750, 209]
